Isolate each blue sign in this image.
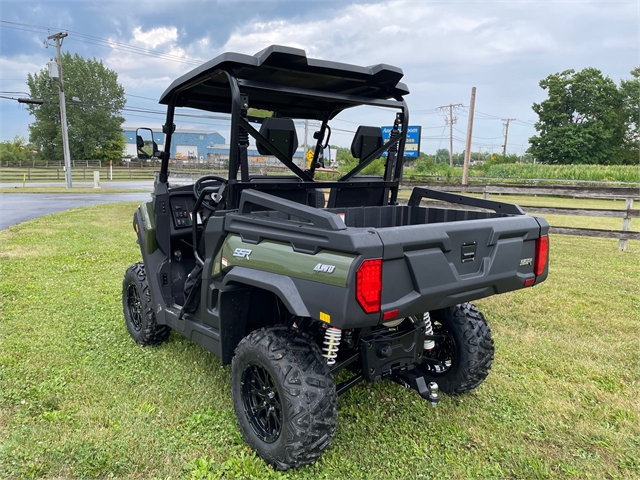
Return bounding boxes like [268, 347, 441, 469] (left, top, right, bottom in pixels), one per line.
[381, 125, 421, 158]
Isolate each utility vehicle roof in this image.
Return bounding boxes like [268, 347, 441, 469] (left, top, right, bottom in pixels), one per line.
[159, 45, 409, 120]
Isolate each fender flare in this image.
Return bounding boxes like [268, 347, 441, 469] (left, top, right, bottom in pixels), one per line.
[221, 266, 310, 317]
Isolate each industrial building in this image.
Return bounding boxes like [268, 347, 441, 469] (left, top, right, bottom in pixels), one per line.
[122, 128, 306, 168]
[122, 129, 225, 161]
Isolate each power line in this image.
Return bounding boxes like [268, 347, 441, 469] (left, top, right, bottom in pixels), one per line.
[0, 20, 204, 66]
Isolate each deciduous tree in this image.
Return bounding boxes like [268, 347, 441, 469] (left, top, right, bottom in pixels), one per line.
[528, 68, 626, 165]
[26, 52, 126, 162]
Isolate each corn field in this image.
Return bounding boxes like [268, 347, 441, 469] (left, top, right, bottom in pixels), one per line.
[476, 164, 640, 183]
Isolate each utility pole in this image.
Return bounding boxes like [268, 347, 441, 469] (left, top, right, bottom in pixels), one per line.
[304, 119, 308, 151]
[437, 103, 463, 167]
[502, 118, 516, 156]
[47, 32, 72, 188]
[462, 87, 476, 186]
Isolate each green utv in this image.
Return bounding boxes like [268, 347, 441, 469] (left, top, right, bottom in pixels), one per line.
[123, 46, 550, 470]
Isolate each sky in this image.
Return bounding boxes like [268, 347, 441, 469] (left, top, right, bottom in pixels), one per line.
[0, 0, 637, 155]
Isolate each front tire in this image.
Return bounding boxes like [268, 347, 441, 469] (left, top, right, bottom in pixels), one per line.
[122, 262, 170, 345]
[231, 327, 337, 470]
[417, 303, 494, 394]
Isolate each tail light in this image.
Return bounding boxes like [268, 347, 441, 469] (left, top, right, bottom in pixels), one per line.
[534, 235, 549, 276]
[356, 258, 382, 314]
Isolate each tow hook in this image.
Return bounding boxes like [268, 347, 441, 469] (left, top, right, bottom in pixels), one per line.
[427, 382, 440, 407]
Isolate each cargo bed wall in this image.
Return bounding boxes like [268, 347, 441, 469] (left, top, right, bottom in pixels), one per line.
[324, 205, 510, 229]
[251, 205, 510, 229]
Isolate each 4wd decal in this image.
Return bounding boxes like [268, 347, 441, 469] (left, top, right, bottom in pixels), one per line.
[313, 263, 335, 274]
[233, 248, 252, 259]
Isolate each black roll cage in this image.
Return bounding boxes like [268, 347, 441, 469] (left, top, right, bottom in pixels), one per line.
[158, 69, 410, 209]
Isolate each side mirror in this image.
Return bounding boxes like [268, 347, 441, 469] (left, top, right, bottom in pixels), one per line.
[136, 127, 157, 160]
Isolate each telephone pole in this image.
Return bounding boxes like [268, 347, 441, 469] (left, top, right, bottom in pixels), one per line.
[437, 103, 463, 167]
[462, 87, 476, 186]
[47, 32, 72, 188]
[502, 118, 516, 156]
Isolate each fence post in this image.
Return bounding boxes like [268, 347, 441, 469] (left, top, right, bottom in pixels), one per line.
[27, 167, 31, 180]
[83, 168, 86, 180]
[618, 198, 634, 251]
[57, 168, 60, 180]
[483, 186, 489, 200]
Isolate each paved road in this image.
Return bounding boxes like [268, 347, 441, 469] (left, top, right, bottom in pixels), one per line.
[0, 181, 155, 190]
[0, 193, 152, 230]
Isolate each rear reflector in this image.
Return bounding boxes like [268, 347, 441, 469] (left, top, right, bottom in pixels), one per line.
[524, 278, 535, 287]
[534, 235, 549, 276]
[356, 259, 383, 314]
[383, 309, 399, 321]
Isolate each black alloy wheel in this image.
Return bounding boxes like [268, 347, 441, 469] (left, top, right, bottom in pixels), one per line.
[415, 303, 494, 394]
[423, 320, 456, 375]
[122, 263, 171, 346]
[126, 284, 143, 332]
[241, 364, 283, 443]
[231, 326, 337, 470]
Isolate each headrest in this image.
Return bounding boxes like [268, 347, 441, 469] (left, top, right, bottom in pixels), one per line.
[351, 126, 383, 161]
[256, 118, 299, 159]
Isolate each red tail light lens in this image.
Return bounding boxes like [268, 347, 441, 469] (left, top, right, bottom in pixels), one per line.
[534, 235, 549, 276]
[356, 259, 382, 314]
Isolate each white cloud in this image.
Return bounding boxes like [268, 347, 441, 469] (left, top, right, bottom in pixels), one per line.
[221, 1, 560, 68]
[132, 26, 178, 49]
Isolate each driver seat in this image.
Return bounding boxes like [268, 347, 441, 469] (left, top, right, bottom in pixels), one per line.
[248, 118, 324, 208]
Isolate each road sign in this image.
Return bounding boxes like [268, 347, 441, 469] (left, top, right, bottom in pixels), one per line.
[381, 126, 421, 158]
[306, 149, 315, 168]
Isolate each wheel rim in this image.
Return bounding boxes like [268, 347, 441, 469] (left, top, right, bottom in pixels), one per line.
[423, 321, 455, 375]
[241, 363, 283, 443]
[126, 284, 143, 332]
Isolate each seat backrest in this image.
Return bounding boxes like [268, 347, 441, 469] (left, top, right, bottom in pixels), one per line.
[351, 126, 383, 161]
[247, 176, 325, 209]
[256, 118, 298, 159]
[328, 126, 387, 208]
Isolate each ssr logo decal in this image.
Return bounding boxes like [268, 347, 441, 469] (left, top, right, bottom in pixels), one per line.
[313, 263, 335, 274]
[520, 258, 533, 266]
[232, 248, 252, 259]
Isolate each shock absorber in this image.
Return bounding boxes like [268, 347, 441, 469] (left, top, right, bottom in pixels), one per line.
[322, 327, 341, 366]
[423, 312, 435, 351]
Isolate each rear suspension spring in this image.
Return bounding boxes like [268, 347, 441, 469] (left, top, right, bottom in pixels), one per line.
[423, 312, 435, 351]
[322, 327, 342, 365]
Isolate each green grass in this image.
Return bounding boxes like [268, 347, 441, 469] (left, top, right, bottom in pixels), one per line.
[0, 186, 151, 194]
[1, 203, 638, 479]
[475, 164, 640, 183]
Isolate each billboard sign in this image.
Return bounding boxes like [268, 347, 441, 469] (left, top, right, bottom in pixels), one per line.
[381, 125, 421, 158]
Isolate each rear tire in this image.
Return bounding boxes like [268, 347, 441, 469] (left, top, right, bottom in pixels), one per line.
[122, 262, 170, 345]
[231, 326, 337, 470]
[417, 303, 494, 394]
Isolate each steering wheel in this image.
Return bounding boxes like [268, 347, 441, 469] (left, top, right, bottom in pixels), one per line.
[193, 175, 227, 212]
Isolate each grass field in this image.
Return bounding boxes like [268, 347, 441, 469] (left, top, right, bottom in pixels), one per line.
[1, 202, 638, 479]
